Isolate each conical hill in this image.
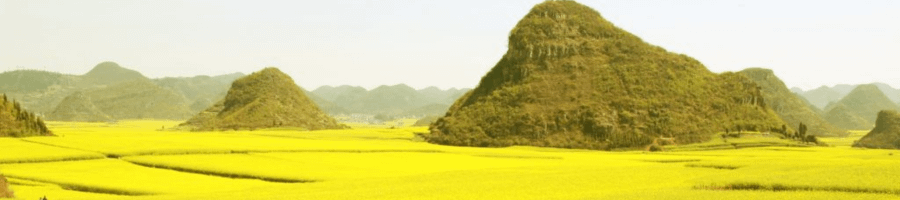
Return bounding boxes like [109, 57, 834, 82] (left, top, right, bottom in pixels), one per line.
[853, 110, 900, 149]
[46, 91, 112, 122]
[427, 1, 785, 150]
[179, 67, 344, 131]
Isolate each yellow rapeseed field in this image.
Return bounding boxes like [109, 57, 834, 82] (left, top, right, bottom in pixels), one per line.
[1, 121, 898, 200]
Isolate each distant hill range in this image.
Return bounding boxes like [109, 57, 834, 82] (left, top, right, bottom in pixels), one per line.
[309, 85, 470, 117]
[179, 68, 344, 131]
[2, 62, 469, 121]
[821, 84, 900, 130]
[739, 68, 844, 136]
[794, 83, 900, 110]
[52, 80, 195, 121]
[853, 110, 900, 149]
[0, 62, 242, 121]
[0, 93, 52, 137]
[154, 73, 245, 113]
[427, 1, 786, 150]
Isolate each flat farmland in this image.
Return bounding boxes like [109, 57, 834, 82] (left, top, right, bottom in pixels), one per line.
[1, 121, 898, 200]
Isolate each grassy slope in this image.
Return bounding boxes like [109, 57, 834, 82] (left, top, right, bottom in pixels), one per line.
[1, 120, 898, 200]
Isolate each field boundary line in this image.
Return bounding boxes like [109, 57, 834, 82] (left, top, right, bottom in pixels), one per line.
[123, 160, 316, 183]
[2, 175, 157, 196]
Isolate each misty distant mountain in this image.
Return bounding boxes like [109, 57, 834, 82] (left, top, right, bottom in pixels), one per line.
[56, 80, 195, 120]
[79, 62, 150, 88]
[153, 73, 245, 113]
[0, 62, 242, 121]
[789, 87, 805, 94]
[303, 89, 349, 115]
[823, 84, 900, 130]
[311, 85, 470, 116]
[796, 83, 900, 110]
[739, 68, 844, 136]
[311, 85, 367, 102]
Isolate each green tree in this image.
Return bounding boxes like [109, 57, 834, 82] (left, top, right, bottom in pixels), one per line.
[798, 122, 808, 142]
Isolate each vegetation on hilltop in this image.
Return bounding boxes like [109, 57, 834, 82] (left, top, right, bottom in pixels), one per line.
[824, 84, 900, 130]
[738, 68, 844, 136]
[428, 1, 785, 150]
[179, 68, 345, 131]
[0, 94, 52, 137]
[853, 110, 900, 149]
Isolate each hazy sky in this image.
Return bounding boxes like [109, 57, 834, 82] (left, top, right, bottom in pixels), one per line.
[1, 0, 898, 90]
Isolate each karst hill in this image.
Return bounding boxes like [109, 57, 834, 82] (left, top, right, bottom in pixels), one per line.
[179, 67, 344, 131]
[853, 110, 900, 149]
[45, 91, 112, 122]
[824, 84, 900, 130]
[0, 94, 52, 137]
[427, 1, 785, 150]
[739, 68, 844, 136]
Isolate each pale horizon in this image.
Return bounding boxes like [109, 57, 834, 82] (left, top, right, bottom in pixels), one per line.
[2, 0, 898, 91]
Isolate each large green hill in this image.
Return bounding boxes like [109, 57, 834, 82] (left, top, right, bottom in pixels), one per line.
[738, 68, 844, 136]
[179, 68, 344, 131]
[824, 84, 900, 130]
[0, 94, 52, 137]
[853, 110, 900, 149]
[427, 1, 785, 150]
